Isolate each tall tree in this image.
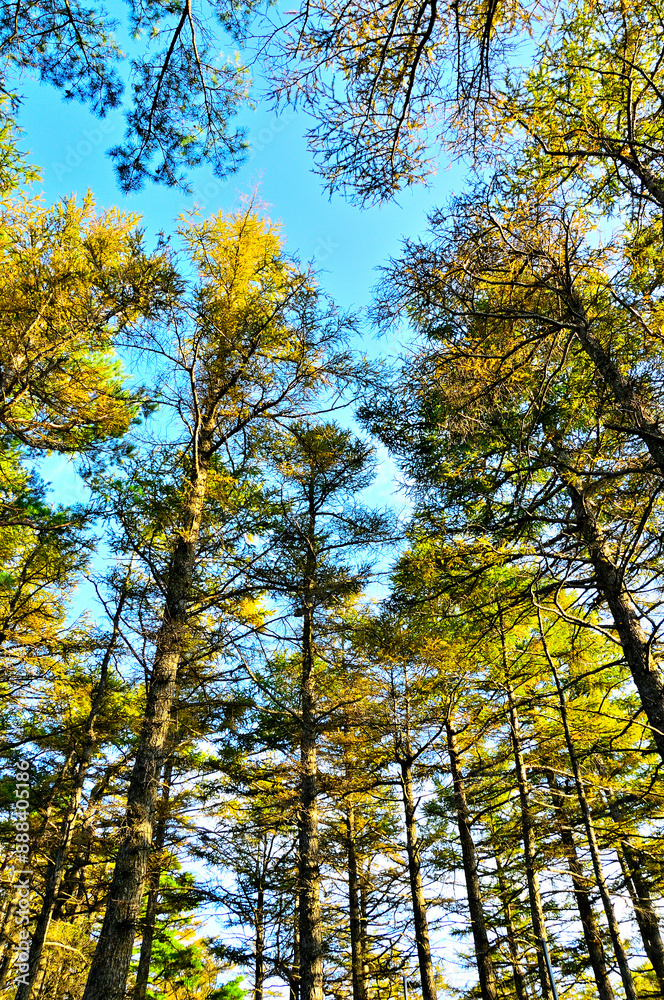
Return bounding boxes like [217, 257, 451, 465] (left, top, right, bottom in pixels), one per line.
[258, 422, 389, 1000]
[15, 572, 132, 1000]
[82, 208, 349, 1000]
[362, 187, 664, 763]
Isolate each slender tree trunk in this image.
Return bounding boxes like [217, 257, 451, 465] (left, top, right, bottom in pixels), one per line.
[0, 888, 20, 990]
[562, 477, 664, 762]
[0, 950, 13, 991]
[605, 786, 664, 995]
[345, 801, 368, 1000]
[492, 846, 529, 1000]
[32, 964, 48, 998]
[290, 894, 300, 1000]
[53, 762, 120, 922]
[16, 586, 128, 1000]
[445, 721, 498, 1000]
[32, 751, 76, 856]
[617, 840, 664, 993]
[298, 583, 323, 1000]
[133, 756, 173, 1000]
[0, 851, 14, 923]
[18, 766, 85, 992]
[547, 661, 638, 1000]
[506, 684, 553, 1000]
[83, 445, 211, 1000]
[358, 861, 370, 987]
[0, 862, 18, 982]
[254, 880, 265, 1000]
[544, 773, 615, 1000]
[399, 754, 438, 1000]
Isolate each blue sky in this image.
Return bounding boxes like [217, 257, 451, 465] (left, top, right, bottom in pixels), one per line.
[17, 68, 465, 516]
[17, 76, 462, 322]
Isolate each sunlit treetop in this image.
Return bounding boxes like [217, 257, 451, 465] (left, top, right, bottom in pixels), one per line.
[502, 0, 664, 226]
[0, 192, 175, 452]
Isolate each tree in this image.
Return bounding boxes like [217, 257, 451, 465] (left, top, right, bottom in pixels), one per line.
[361, 184, 664, 763]
[14, 571, 132, 1000]
[259, 0, 565, 203]
[257, 422, 390, 1000]
[355, 617, 443, 1000]
[82, 208, 349, 1000]
[384, 534, 663, 999]
[0, 191, 170, 728]
[0, 593, 141, 998]
[0, 192, 171, 454]
[503, 0, 664, 227]
[323, 625, 427, 1000]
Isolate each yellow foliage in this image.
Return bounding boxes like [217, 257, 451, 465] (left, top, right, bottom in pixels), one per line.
[0, 191, 172, 452]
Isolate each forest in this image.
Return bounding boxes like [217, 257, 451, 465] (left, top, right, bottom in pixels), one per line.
[1, 0, 664, 998]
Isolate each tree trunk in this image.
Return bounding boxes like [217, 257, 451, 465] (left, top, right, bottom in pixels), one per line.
[0, 949, 13, 992]
[616, 840, 664, 993]
[290, 894, 300, 1000]
[358, 861, 370, 988]
[0, 859, 19, 986]
[53, 762, 120, 921]
[345, 801, 368, 1000]
[32, 751, 75, 857]
[445, 721, 498, 1000]
[0, 851, 15, 926]
[133, 756, 173, 1000]
[0, 888, 21, 990]
[506, 684, 553, 1000]
[254, 880, 265, 1000]
[547, 662, 637, 1000]
[563, 478, 664, 762]
[544, 773, 615, 1000]
[492, 847, 529, 1000]
[599, 786, 664, 991]
[298, 592, 323, 1000]
[83, 449, 211, 1000]
[568, 290, 664, 470]
[16, 585, 128, 1000]
[399, 754, 438, 1000]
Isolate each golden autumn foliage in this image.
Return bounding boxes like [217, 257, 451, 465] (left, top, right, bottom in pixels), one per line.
[0, 192, 174, 452]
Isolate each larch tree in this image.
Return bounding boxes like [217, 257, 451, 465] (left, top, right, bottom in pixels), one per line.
[257, 422, 390, 1000]
[361, 189, 664, 764]
[81, 209, 351, 1000]
[0, 191, 173, 692]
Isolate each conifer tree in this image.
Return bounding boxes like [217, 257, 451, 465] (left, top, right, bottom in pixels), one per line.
[82, 210, 349, 1000]
[256, 422, 389, 1000]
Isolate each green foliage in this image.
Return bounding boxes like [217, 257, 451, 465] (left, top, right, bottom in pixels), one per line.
[0, 191, 174, 452]
[5, 5, 664, 983]
[209, 975, 248, 999]
[0, 102, 39, 194]
[0, 0, 250, 191]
